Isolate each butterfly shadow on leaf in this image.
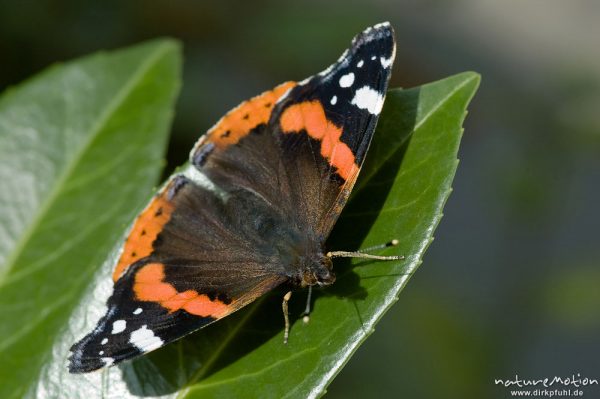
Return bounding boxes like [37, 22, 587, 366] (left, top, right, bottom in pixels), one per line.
[119, 87, 420, 396]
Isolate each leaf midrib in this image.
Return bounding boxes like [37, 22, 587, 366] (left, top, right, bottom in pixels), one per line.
[0, 43, 171, 284]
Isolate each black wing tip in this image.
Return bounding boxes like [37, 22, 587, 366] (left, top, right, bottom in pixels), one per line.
[67, 350, 109, 374]
[344, 22, 395, 72]
[306, 22, 396, 83]
[68, 335, 115, 374]
[352, 22, 395, 47]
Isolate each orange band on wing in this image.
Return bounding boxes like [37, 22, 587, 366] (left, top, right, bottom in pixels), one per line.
[205, 81, 296, 148]
[279, 100, 359, 181]
[112, 188, 175, 282]
[133, 263, 230, 318]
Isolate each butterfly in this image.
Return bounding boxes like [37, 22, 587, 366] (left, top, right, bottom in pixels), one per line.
[69, 22, 397, 373]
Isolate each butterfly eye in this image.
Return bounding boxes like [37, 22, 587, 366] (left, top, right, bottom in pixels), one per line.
[315, 268, 336, 286]
[322, 256, 333, 271]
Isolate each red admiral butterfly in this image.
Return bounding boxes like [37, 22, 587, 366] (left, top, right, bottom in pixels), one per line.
[69, 22, 397, 373]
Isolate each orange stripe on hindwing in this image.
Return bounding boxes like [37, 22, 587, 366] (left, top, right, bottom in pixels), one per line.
[134, 263, 230, 318]
[279, 100, 359, 181]
[205, 81, 296, 149]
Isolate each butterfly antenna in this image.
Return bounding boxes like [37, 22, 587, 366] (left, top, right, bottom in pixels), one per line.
[358, 239, 399, 253]
[327, 239, 403, 261]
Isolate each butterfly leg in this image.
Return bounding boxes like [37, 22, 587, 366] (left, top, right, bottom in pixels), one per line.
[282, 291, 292, 344]
[301, 286, 313, 324]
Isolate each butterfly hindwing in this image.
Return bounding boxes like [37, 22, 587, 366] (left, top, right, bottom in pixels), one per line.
[69, 175, 286, 373]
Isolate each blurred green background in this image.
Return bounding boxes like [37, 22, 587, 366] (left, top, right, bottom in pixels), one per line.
[1, 1, 599, 398]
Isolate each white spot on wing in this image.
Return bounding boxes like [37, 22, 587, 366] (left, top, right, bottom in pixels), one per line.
[339, 72, 355, 88]
[331, 96, 337, 105]
[111, 320, 126, 334]
[133, 308, 143, 315]
[371, 55, 377, 61]
[351, 86, 385, 115]
[357, 60, 364, 68]
[380, 56, 393, 69]
[99, 350, 104, 355]
[102, 357, 114, 366]
[101, 338, 108, 345]
[130, 325, 164, 352]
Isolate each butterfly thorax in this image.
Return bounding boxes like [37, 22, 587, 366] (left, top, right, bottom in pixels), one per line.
[226, 187, 336, 289]
[260, 216, 336, 289]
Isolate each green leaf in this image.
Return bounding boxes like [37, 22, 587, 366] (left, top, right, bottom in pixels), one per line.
[0, 40, 181, 398]
[4, 64, 479, 397]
